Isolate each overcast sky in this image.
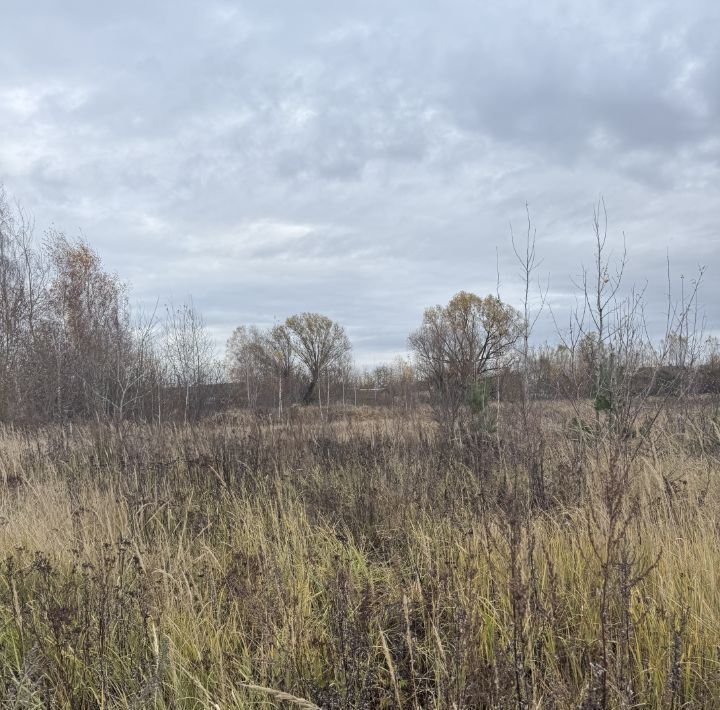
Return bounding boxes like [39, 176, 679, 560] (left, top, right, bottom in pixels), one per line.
[1, 0, 718, 363]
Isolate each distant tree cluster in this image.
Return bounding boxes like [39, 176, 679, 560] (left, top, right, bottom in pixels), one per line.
[225, 314, 352, 412]
[1, 185, 717, 425]
[0, 189, 219, 423]
[0, 189, 132, 421]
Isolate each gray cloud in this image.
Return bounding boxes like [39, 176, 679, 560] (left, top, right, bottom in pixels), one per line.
[0, 0, 718, 364]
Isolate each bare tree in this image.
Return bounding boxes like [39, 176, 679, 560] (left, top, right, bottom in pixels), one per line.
[163, 299, 218, 422]
[226, 325, 266, 409]
[263, 324, 295, 415]
[554, 202, 706, 708]
[103, 302, 160, 422]
[509, 204, 550, 505]
[511, 205, 548, 409]
[0, 193, 29, 416]
[285, 313, 351, 405]
[0, 190, 50, 419]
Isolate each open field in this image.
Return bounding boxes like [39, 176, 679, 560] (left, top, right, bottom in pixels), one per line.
[0, 402, 719, 708]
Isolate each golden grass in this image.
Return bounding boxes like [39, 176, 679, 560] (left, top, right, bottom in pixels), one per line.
[0, 404, 718, 707]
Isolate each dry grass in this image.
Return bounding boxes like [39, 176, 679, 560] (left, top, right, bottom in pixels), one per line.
[0, 402, 718, 708]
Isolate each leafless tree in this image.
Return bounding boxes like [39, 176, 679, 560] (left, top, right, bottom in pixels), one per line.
[263, 324, 295, 415]
[285, 312, 351, 405]
[225, 325, 267, 409]
[509, 203, 549, 505]
[0, 190, 50, 419]
[553, 202, 706, 708]
[101, 301, 160, 422]
[163, 299, 218, 422]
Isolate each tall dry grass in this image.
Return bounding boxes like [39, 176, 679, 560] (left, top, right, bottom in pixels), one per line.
[0, 403, 718, 708]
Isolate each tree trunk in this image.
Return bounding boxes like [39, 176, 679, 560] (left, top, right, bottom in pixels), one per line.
[302, 377, 317, 405]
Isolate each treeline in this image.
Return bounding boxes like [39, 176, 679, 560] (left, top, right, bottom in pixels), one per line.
[223, 206, 719, 433]
[227, 299, 720, 415]
[0, 188, 367, 423]
[0, 189, 216, 423]
[1, 187, 717, 424]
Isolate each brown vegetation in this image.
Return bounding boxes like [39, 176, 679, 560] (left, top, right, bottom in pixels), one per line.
[2, 187, 720, 707]
[0, 402, 719, 708]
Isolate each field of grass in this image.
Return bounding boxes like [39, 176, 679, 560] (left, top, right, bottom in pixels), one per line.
[0, 402, 719, 708]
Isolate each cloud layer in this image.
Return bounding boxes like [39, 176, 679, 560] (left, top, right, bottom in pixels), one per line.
[1, 0, 718, 362]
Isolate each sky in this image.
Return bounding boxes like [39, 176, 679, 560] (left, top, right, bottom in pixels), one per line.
[0, 0, 718, 364]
